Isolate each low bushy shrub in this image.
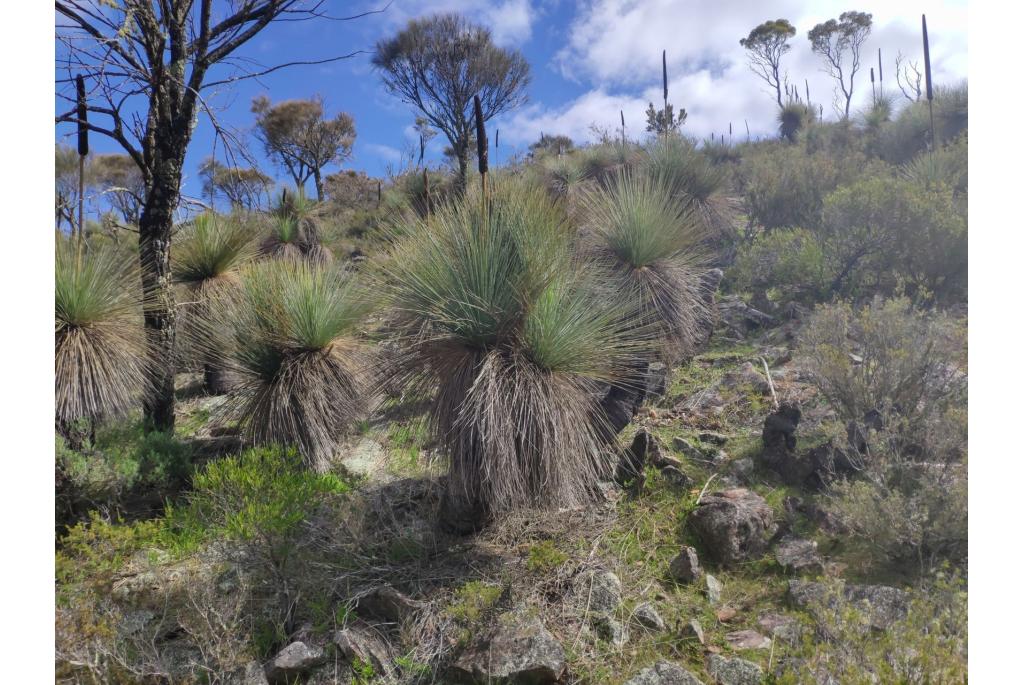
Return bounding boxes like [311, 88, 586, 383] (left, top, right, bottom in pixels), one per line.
[728, 227, 830, 306]
[819, 175, 967, 300]
[737, 144, 863, 231]
[799, 298, 967, 565]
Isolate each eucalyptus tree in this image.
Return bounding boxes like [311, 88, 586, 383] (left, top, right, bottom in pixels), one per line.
[740, 19, 798, 109]
[373, 13, 530, 192]
[808, 11, 873, 119]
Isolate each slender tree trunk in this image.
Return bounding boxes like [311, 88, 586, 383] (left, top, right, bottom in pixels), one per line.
[313, 168, 324, 202]
[138, 154, 183, 432]
[456, 140, 469, 195]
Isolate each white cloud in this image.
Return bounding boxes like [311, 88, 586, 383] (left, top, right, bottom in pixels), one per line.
[361, 142, 403, 163]
[524, 0, 967, 144]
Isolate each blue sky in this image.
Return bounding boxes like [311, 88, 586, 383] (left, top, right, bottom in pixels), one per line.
[55, 0, 968, 204]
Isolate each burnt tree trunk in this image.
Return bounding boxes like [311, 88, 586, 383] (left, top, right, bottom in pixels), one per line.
[455, 137, 470, 195]
[313, 168, 325, 202]
[138, 157, 182, 430]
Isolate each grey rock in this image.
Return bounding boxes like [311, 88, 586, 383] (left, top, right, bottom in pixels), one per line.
[725, 629, 772, 650]
[680, 618, 705, 645]
[774, 537, 825, 575]
[264, 642, 326, 685]
[845, 584, 910, 631]
[705, 574, 723, 606]
[646, 362, 670, 401]
[672, 436, 706, 461]
[698, 431, 728, 445]
[720, 362, 770, 395]
[662, 465, 692, 488]
[624, 660, 705, 685]
[227, 662, 269, 685]
[633, 602, 666, 632]
[758, 613, 801, 644]
[355, 585, 425, 625]
[450, 612, 566, 684]
[717, 295, 775, 337]
[690, 489, 777, 566]
[575, 570, 622, 616]
[706, 654, 764, 685]
[668, 547, 702, 584]
[594, 615, 628, 646]
[730, 458, 754, 482]
[788, 580, 909, 631]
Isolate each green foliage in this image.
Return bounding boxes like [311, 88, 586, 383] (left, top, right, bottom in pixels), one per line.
[174, 213, 255, 287]
[579, 168, 707, 357]
[860, 92, 894, 131]
[526, 539, 568, 572]
[818, 175, 967, 300]
[901, 134, 967, 195]
[799, 297, 965, 427]
[783, 571, 966, 680]
[729, 227, 829, 306]
[799, 299, 967, 565]
[645, 102, 687, 135]
[738, 143, 863, 231]
[778, 102, 813, 142]
[449, 581, 504, 622]
[190, 446, 349, 546]
[58, 422, 194, 508]
[56, 512, 167, 593]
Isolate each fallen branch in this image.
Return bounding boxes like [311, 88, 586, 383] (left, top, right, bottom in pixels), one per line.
[760, 356, 780, 411]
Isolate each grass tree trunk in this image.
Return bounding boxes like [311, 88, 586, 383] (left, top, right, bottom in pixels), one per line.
[138, 154, 183, 432]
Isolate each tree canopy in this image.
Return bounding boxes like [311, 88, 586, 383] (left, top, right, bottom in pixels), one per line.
[808, 11, 873, 119]
[740, 19, 797, 108]
[252, 95, 356, 201]
[645, 102, 687, 135]
[372, 12, 530, 191]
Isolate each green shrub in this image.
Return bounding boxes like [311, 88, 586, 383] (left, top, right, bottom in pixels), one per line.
[900, 133, 967, 196]
[871, 100, 932, 164]
[728, 227, 830, 306]
[778, 102, 814, 142]
[526, 539, 568, 572]
[189, 445, 349, 551]
[641, 134, 736, 241]
[782, 571, 966, 681]
[737, 144, 863, 231]
[578, 168, 708, 359]
[799, 299, 967, 565]
[818, 175, 967, 300]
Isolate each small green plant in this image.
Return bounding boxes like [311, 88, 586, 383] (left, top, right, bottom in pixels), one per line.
[526, 539, 568, 572]
[450, 581, 504, 622]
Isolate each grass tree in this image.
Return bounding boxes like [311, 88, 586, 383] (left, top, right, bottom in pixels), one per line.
[173, 213, 256, 393]
[213, 260, 373, 471]
[55, 238, 151, 442]
[378, 177, 647, 523]
[578, 169, 709, 363]
[262, 188, 333, 264]
[642, 135, 736, 243]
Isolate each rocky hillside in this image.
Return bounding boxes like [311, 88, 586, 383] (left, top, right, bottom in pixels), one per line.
[55, 288, 967, 684]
